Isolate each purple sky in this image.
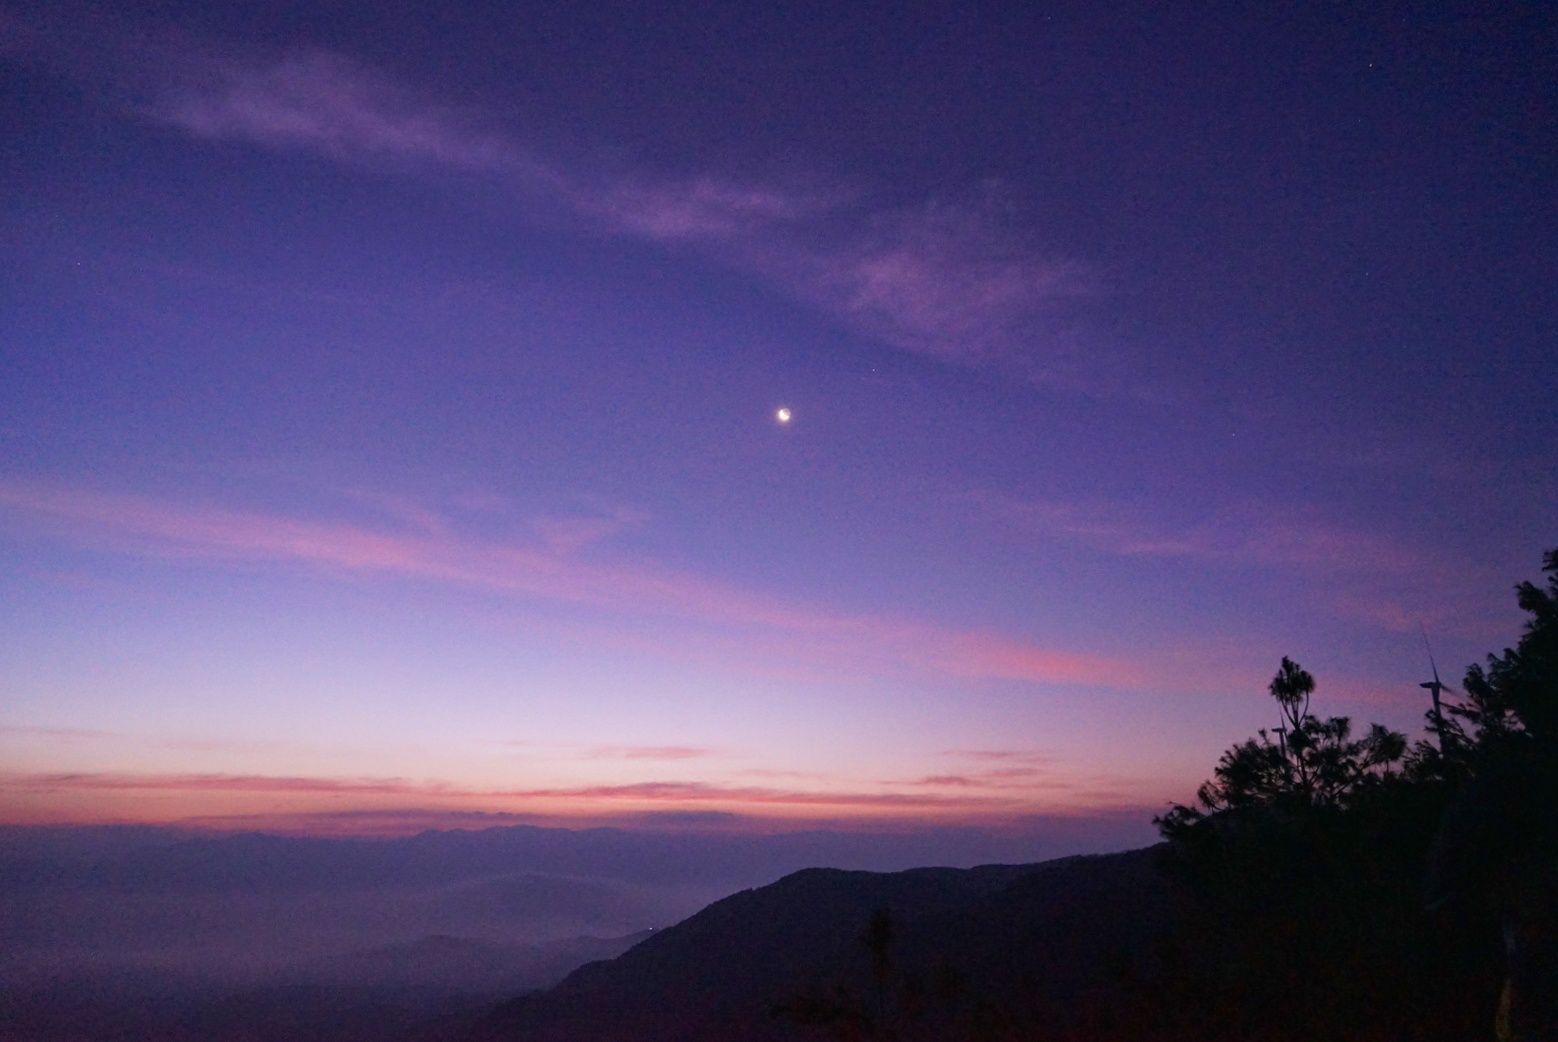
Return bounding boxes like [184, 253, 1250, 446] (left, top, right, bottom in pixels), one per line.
[1, 1, 1553, 842]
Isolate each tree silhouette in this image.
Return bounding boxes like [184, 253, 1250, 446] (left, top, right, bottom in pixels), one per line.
[1156, 657, 1406, 838]
[1422, 550, 1558, 1039]
[1458, 548, 1558, 747]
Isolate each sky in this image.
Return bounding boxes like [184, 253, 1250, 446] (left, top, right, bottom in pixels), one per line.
[1, 1, 1553, 844]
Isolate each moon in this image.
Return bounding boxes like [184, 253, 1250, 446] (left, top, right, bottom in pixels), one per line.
[775, 406, 792, 425]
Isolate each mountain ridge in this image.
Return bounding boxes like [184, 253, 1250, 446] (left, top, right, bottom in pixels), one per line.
[471, 847, 1170, 1041]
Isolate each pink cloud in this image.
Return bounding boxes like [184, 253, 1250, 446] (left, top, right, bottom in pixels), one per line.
[122, 41, 1100, 381]
[0, 725, 114, 741]
[153, 49, 533, 176]
[976, 492, 1436, 575]
[0, 480, 1147, 690]
[788, 191, 1093, 369]
[0, 770, 1017, 812]
[139, 45, 817, 256]
[982, 766, 1047, 779]
[10, 13, 1113, 383]
[13, 772, 445, 796]
[586, 745, 716, 761]
[943, 749, 1049, 763]
[738, 768, 835, 781]
[586, 177, 823, 241]
[974, 491, 1521, 644]
[902, 766, 1080, 790]
[530, 508, 648, 556]
[0, 766, 1168, 834]
[910, 775, 981, 787]
[929, 631, 1149, 687]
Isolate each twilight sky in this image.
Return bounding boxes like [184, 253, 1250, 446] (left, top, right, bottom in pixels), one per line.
[1, 1, 1553, 843]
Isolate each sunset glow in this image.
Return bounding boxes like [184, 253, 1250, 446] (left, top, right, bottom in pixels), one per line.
[2, 2, 1551, 845]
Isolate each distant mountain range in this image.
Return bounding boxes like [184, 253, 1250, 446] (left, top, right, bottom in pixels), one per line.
[0, 822, 1129, 983]
[0, 824, 1162, 1041]
[471, 847, 1169, 1042]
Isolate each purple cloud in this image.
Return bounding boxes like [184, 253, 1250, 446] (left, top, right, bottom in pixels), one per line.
[111, 39, 1098, 381]
[974, 490, 1513, 640]
[782, 190, 1093, 369]
[585, 177, 824, 241]
[0, 479, 1152, 690]
[152, 49, 536, 177]
[976, 492, 1435, 573]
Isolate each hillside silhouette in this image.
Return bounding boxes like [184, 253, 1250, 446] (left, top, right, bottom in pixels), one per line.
[465, 549, 1556, 1041]
[4, 551, 1551, 1041]
[471, 850, 1167, 1041]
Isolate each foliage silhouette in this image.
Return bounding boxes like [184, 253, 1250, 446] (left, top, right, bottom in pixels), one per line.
[469, 551, 1555, 1042]
[1422, 550, 1558, 1040]
[1155, 657, 1407, 838]
[1134, 548, 1558, 1042]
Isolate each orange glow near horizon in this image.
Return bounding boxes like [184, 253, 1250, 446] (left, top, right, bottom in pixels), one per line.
[0, 765, 1166, 837]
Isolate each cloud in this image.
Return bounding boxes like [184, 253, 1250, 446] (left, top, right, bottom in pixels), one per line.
[902, 766, 1082, 790]
[982, 766, 1048, 779]
[586, 177, 824, 241]
[28, 25, 1096, 381]
[1, 770, 1019, 813]
[586, 745, 716, 761]
[976, 493, 1434, 574]
[0, 479, 1147, 690]
[0, 765, 1163, 836]
[14, 771, 443, 796]
[930, 631, 1146, 687]
[152, 49, 538, 177]
[910, 775, 982, 787]
[972, 490, 1518, 645]
[530, 508, 648, 556]
[943, 749, 1048, 762]
[0, 725, 114, 741]
[781, 190, 1093, 369]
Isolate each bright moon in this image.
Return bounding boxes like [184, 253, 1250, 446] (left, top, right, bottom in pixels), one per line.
[775, 407, 792, 424]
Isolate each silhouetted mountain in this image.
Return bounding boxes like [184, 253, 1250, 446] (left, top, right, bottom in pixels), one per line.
[0, 821, 1140, 987]
[1, 822, 1146, 1041]
[471, 848, 1170, 1042]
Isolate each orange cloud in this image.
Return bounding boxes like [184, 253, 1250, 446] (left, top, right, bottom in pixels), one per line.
[0, 770, 1047, 835]
[0, 762, 1169, 838]
[1, 771, 1001, 808]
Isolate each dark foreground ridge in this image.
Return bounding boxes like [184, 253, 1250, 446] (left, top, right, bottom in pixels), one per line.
[468, 539, 1558, 1042]
[469, 847, 1169, 1042]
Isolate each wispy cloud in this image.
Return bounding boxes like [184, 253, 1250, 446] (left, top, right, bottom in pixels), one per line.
[0, 479, 1145, 690]
[0, 725, 114, 742]
[50, 31, 1097, 380]
[2, 770, 1017, 812]
[782, 189, 1093, 370]
[586, 745, 716, 761]
[153, 49, 540, 178]
[943, 748, 1050, 763]
[911, 774, 983, 787]
[136, 803, 1156, 838]
[901, 764, 1091, 791]
[976, 493, 1431, 574]
[530, 508, 649, 557]
[585, 177, 825, 241]
[974, 491, 1513, 641]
